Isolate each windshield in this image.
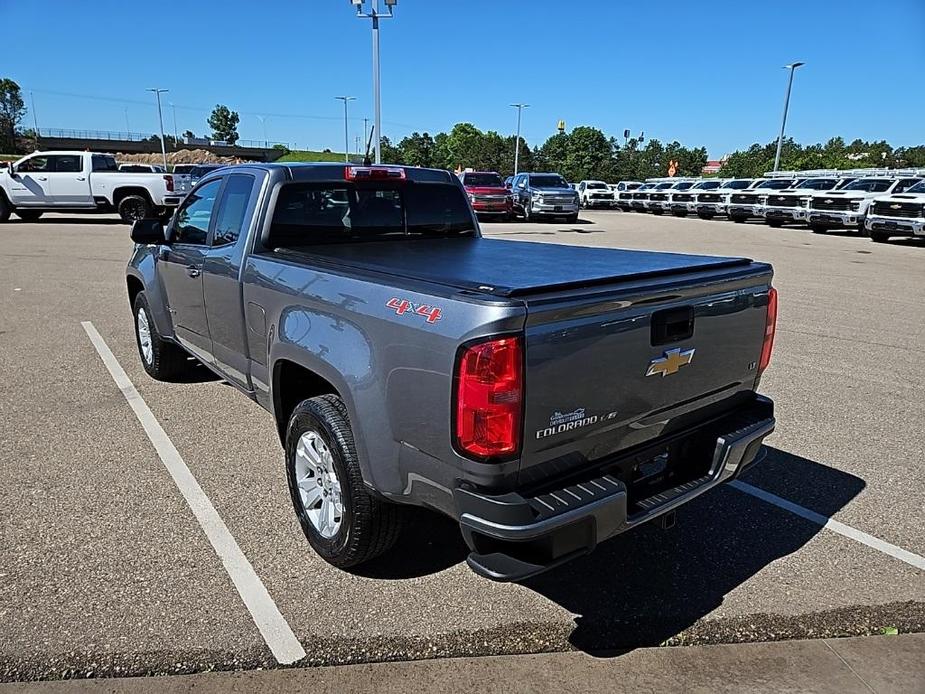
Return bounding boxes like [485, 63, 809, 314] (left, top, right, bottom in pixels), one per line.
[694, 181, 722, 190]
[674, 182, 695, 190]
[587, 182, 608, 189]
[906, 181, 925, 194]
[654, 183, 674, 190]
[268, 181, 475, 246]
[759, 179, 798, 189]
[795, 178, 839, 190]
[840, 179, 892, 192]
[529, 175, 569, 188]
[725, 180, 753, 189]
[462, 173, 503, 187]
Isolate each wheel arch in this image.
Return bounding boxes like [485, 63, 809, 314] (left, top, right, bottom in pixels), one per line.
[112, 186, 154, 207]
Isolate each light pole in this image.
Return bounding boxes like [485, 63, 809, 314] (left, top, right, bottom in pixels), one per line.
[335, 97, 356, 163]
[350, 0, 397, 164]
[124, 107, 131, 135]
[146, 88, 169, 170]
[257, 115, 269, 148]
[363, 117, 369, 150]
[29, 91, 39, 149]
[510, 103, 529, 175]
[773, 61, 804, 172]
[168, 102, 179, 148]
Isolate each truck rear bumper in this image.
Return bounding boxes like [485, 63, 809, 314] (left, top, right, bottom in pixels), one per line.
[454, 395, 774, 582]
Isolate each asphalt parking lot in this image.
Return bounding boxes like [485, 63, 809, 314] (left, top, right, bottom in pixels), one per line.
[1, 210, 923, 682]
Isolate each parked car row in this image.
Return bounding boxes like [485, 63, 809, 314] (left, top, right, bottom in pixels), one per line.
[614, 168, 925, 244]
[460, 170, 581, 222]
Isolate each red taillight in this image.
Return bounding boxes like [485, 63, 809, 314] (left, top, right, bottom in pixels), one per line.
[758, 287, 778, 375]
[164, 175, 174, 192]
[345, 166, 406, 181]
[454, 336, 523, 460]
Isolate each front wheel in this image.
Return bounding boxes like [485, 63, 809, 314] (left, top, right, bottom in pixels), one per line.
[133, 291, 189, 380]
[15, 210, 43, 222]
[730, 215, 747, 223]
[767, 220, 783, 228]
[870, 231, 889, 243]
[697, 213, 714, 220]
[566, 214, 579, 223]
[118, 195, 152, 224]
[810, 224, 827, 234]
[286, 395, 405, 569]
[0, 195, 11, 223]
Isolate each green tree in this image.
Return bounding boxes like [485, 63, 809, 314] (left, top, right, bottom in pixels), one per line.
[207, 104, 240, 145]
[182, 129, 195, 140]
[0, 78, 27, 153]
[397, 131, 436, 167]
[379, 136, 403, 164]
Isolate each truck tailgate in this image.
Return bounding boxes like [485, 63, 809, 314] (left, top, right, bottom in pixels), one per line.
[519, 263, 773, 485]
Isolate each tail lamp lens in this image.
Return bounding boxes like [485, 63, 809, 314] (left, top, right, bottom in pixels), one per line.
[454, 336, 523, 459]
[164, 175, 174, 192]
[758, 287, 778, 374]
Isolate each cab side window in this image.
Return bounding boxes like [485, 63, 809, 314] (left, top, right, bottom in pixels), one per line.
[894, 178, 921, 194]
[174, 179, 222, 245]
[18, 156, 51, 173]
[54, 155, 82, 173]
[211, 174, 254, 247]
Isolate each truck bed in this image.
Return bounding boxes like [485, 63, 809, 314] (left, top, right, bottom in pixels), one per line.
[279, 238, 751, 297]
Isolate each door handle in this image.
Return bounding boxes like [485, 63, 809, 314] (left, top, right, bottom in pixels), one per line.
[186, 265, 201, 278]
[37, 176, 47, 181]
[76, 177, 86, 181]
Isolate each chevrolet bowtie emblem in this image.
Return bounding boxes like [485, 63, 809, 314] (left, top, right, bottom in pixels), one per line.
[646, 347, 695, 377]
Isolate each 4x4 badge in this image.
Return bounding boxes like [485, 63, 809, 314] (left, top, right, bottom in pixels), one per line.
[646, 348, 695, 377]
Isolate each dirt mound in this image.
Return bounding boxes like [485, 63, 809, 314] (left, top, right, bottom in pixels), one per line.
[115, 149, 248, 165]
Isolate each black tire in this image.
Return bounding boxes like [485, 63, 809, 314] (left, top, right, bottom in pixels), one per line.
[651, 209, 664, 216]
[697, 213, 714, 220]
[730, 215, 747, 224]
[767, 220, 783, 228]
[132, 291, 189, 381]
[15, 210, 43, 222]
[567, 214, 579, 223]
[286, 394, 404, 569]
[0, 194, 10, 223]
[672, 211, 687, 217]
[810, 224, 827, 234]
[118, 194, 152, 224]
[858, 221, 870, 237]
[870, 231, 889, 243]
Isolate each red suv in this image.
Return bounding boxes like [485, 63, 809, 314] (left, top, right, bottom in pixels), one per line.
[458, 171, 513, 221]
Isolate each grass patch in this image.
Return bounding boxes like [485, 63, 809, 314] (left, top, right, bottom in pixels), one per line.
[276, 150, 361, 163]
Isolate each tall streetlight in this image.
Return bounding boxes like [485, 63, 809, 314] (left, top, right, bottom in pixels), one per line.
[168, 102, 179, 147]
[335, 96, 356, 163]
[257, 115, 270, 148]
[773, 62, 805, 172]
[510, 103, 529, 175]
[146, 88, 169, 170]
[350, 0, 397, 164]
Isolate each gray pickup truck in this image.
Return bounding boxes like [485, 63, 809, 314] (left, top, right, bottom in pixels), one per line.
[126, 163, 778, 582]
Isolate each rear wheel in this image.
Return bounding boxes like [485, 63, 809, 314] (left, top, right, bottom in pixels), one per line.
[133, 291, 190, 381]
[286, 395, 404, 569]
[15, 210, 43, 222]
[118, 195, 152, 224]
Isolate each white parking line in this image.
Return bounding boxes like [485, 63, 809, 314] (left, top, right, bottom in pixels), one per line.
[730, 480, 925, 572]
[81, 321, 306, 665]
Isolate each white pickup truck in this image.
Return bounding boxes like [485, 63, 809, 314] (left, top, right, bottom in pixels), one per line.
[864, 179, 925, 242]
[0, 151, 191, 224]
[806, 175, 922, 234]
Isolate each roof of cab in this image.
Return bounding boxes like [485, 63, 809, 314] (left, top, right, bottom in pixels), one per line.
[218, 162, 457, 183]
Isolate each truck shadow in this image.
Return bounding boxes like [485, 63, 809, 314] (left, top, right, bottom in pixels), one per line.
[522, 446, 865, 654]
[359, 446, 865, 651]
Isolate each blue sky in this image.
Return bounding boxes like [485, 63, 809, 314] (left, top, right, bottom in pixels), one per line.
[4, 0, 924, 156]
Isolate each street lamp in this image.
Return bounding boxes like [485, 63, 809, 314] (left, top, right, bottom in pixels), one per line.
[146, 88, 169, 170]
[168, 102, 179, 148]
[257, 115, 270, 148]
[773, 61, 805, 172]
[349, 0, 397, 164]
[510, 103, 529, 175]
[335, 97, 356, 163]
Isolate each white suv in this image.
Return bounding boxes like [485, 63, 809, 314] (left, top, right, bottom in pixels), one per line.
[864, 179, 925, 242]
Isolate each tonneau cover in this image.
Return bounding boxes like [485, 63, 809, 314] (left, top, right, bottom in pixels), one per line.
[290, 238, 752, 297]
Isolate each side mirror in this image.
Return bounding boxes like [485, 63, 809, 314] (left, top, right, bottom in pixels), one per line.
[130, 218, 165, 244]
